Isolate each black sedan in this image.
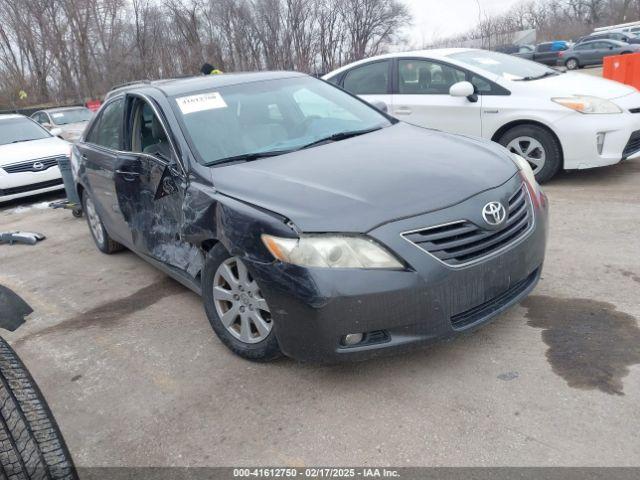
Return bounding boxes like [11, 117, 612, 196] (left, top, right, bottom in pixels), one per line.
[72, 72, 548, 362]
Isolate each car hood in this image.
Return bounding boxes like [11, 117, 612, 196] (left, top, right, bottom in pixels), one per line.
[518, 71, 636, 99]
[0, 137, 70, 167]
[212, 123, 518, 233]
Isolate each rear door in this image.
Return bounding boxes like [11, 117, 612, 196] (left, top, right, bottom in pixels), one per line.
[534, 43, 556, 65]
[391, 58, 482, 137]
[338, 60, 393, 112]
[77, 97, 133, 245]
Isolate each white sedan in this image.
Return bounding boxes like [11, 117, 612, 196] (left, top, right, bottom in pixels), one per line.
[0, 114, 70, 203]
[324, 48, 640, 182]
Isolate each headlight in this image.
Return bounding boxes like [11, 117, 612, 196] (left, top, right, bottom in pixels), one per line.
[261, 234, 403, 269]
[510, 153, 537, 186]
[551, 95, 622, 114]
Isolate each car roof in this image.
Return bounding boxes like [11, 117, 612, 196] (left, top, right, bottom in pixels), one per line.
[0, 114, 25, 121]
[108, 71, 308, 98]
[38, 106, 89, 113]
[323, 48, 478, 77]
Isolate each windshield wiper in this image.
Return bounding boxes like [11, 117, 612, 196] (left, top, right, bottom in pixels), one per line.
[10, 139, 36, 144]
[209, 149, 295, 166]
[515, 71, 560, 82]
[298, 127, 382, 150]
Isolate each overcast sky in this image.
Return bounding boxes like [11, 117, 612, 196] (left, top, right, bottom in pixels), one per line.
[402, 0, 523, 46]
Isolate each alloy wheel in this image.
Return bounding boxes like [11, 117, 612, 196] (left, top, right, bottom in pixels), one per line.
[84, 196, 104, 245]
[507, 136, 546, 174]
[566, 59, 578, 70]
[213, 257, 272, 344]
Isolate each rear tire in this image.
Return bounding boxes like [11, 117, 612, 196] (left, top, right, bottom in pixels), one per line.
[202, 244, 282, 362]
[565, 58, 579, 70]
[81, 190, 123, 254]
[499, 124, 562, 183]
[0, 336, 78, 479]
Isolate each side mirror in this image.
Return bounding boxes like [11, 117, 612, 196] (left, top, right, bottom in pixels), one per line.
[49, 128, 63, 138]
[369, 100, 388, 113]
[449, 81, 478, 103]
[42, 122, 52, 129]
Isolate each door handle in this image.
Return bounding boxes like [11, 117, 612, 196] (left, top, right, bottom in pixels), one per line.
[395, 107, 412, 115]
[115, 169, 141, 181]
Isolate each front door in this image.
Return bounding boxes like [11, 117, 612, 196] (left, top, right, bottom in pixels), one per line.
[391, 59, 482, 137]
[116, 97, 190, 271]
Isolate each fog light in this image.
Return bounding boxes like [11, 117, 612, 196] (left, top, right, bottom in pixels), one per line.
[596, 132, 606, 155]
[342, 333, 364, 346]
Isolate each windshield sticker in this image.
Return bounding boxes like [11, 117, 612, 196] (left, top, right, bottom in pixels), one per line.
[177, 92, 227, 114]
[51, 113, 64, 118]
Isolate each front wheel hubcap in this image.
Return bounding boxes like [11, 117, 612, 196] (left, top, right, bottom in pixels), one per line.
[213, 257, 272, 344]
[507, 136, 546, 174]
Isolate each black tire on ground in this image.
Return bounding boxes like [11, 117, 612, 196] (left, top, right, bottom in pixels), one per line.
[498, 124, 563, 183]
[81, 190, 123, 254]
[565, 58, 579, 70]
[202, 243, 282, 362]
[0, 337, 78, 480]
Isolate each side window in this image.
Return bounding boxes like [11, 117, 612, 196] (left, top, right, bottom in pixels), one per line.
[398, 59, 466, 95]
[128, 100, 173, 160]
[342, 61, 390, 95]
[536, 44, 552, 53]
[85, 114, 102, 144]
[94, 98, 124, 150]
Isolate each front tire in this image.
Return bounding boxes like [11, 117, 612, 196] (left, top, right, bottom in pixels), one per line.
[202, 244, 281, 362]
[499, 124, 562, 183]
[82, 190, 123, 254]
[565, 58, 579, 70]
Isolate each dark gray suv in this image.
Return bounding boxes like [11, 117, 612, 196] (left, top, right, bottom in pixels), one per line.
[73, 72, 548, 362]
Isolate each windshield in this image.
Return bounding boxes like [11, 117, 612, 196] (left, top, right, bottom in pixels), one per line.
[49, 108, 93, 125]
[172, 76, 392, 165]
[0, 117, 50, 145]
[448, 50, 560, 81]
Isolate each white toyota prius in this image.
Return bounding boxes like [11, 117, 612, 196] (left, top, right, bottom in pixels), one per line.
[0, 114, 70, 203]
[324, 48, 640, 182]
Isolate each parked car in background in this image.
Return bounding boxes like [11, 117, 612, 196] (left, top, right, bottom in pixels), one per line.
[324, 48, 640, 182]
[31, 106, 93, 142]
[495, 44, 535, 61]
[576, 31, 640, 45]
[593, 20, 640, 36]
[525, 41, 571, 66]
[0, 115, 69, 203]
[73, 72, 547, 362]
[561, 39, 640, 70]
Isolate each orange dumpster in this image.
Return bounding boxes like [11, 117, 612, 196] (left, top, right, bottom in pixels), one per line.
[603, 53, 640, 90]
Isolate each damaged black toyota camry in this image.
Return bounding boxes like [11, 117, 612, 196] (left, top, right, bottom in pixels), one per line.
[72, 72, 548, 362]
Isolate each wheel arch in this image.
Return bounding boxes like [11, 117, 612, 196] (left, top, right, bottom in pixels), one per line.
[491, 119, 565, 168]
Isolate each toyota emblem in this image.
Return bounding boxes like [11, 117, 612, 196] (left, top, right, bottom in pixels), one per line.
[32, 161, 45, 171]
[482, 202, 506, 226]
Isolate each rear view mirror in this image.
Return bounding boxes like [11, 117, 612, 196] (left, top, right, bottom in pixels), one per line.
[449, 81, 478, 103]
[369, 100, 388, 113]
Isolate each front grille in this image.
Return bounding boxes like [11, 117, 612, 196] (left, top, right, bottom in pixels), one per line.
[402, 184, 533, 267]
[2, 156, 63, 174]
[622, 130, 640, 159]
[451, 268, 539, 330]
[0, 178, 63, 197]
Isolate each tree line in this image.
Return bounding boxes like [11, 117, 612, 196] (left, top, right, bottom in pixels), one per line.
[431, 0, 640, 49]
[0, 0, 410, 108]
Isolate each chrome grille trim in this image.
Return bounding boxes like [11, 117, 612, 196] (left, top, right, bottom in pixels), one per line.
[401, 183, 535, 268]
[1, 156, 65, 174]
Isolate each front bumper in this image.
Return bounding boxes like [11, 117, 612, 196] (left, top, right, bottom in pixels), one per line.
[552, 92, 640, 169]
[0, 166, 63, 203]
[248, 175, 548, 363]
